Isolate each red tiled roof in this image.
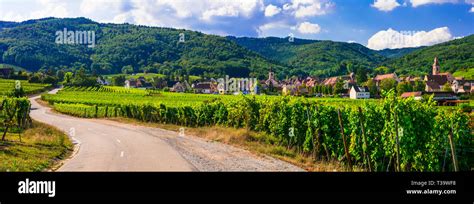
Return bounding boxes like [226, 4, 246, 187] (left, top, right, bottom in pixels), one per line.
[401, 91, 422, 98]
[374, 73, 397, 81]
[322, 77, 338, 86]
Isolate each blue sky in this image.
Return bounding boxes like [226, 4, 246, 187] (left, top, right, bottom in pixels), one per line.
[0, 0, 473, 49]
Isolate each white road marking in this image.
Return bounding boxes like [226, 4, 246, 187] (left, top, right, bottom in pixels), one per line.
[120, 151, 124, 157]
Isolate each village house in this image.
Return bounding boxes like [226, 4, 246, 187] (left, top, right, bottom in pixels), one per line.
[303, 76, 319, 88]
[426, 92, 459, 101]
[400, 91, 423, 100]
[171, 82, 186, 92]
[401, 91, 460, 105]
[124, 78, 139, 88]
[193, 82, 217, 94]
[282, 84, 302, 96]
[124, 76, 152, 88]
[321, 73, 356, 90]
[424, 57, 454, 92]
[349, 86, 370, 99]
[280, 76, 318, 96]
[264, 69, 280, 88]
[321, 76, 338, 86]
[374, 73, 400, 87]
[97, 77, 109, 86]
[451, 78, 474, 93]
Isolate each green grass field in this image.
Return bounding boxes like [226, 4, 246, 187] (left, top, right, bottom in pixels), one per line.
[0, 121, 72, 172]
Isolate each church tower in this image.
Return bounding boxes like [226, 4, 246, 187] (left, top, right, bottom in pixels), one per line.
[268, 67, 275, 80]
[432, 57, 440, 75]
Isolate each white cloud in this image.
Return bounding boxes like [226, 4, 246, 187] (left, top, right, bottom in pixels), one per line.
[367, 27, 453, 50]
[410, 0, 458, 7]
[78, 0, 265, 24]
[371, 0, 401, 11]
[265, 4, 281, 17]
[297, 22, 321, 34]
[257, 21, 322, 37]
[80, 0, 118, 14]
[257, 21, 293, 37]
[467, 0, 474, 12]
[202, 6, 240, 21]
[283, 0, 334, 18]
[0, 0, 70, 22]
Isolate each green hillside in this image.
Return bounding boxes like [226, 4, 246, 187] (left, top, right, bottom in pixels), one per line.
[229, 36, 387, 77]
[1, 17, 472, 79]
[0, 17, 284, 79]
[381, 35, 474, 76]
[376, 47, 423, 59]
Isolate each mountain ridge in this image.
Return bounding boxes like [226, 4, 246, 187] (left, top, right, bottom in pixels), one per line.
[0, 17, 472, 79]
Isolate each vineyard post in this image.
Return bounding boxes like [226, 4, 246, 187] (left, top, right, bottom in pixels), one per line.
[312, 106, 318, 160]
[448, 126, 459, 172]
[337, 109, 352, 171]
[358, 107, 371, 172]
[313, 106, 323, 161]
[394, 110, 401, 172]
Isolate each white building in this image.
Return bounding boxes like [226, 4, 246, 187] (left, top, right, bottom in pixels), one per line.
[349, 86, 370, 99]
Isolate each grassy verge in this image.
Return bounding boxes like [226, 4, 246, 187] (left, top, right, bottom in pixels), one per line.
[107, 117, 348, 171]
[0, 120, 73, 172]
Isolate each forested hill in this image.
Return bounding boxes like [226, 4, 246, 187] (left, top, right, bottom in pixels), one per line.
[228, 36, 388, 77]
[0, 17, 472, 79]
[0, 17, 284, 79]
[230, 35, 473, 77]
[380, 35, 474, 76]
[376, 47, 423, 59]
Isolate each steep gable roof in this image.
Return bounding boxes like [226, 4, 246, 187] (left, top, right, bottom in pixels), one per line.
[426, 74, 448, 86]
[352, 86, 369, 92]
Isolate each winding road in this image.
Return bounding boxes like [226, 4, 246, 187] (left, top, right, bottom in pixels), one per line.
[29, 90, 303, 172]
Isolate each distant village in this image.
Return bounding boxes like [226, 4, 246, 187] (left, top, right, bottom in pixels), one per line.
[1, 57, 472, 105]
[114, 57, 473, 105]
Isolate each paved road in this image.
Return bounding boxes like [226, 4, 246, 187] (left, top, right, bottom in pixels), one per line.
[29, 90, 303, 172]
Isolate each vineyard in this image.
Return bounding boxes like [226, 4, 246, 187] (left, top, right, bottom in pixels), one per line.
[0, 97, 32, 141]
[0, 79, 48, 141]
[42, 87, 474, 171]
[0, 79, 52, 96]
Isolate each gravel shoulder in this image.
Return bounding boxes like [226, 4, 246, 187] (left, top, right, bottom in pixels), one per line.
[95, 120, 304, 171]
